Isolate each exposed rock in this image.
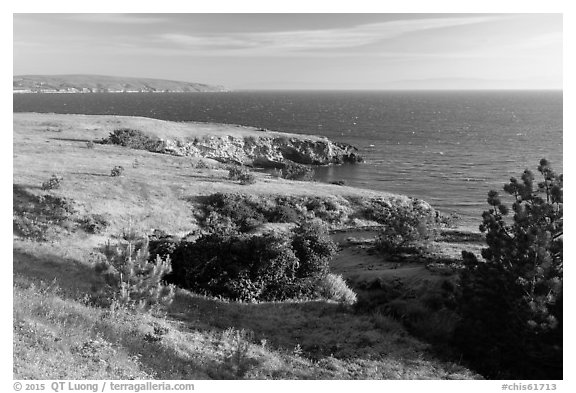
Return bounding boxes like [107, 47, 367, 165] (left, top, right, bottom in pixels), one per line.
[150, 134, 363, 167]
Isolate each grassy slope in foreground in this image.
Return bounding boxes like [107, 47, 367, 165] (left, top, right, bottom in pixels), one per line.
[13, 113, 479, 380]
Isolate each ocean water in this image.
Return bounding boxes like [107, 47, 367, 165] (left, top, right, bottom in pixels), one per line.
[13, 91, 563, 228]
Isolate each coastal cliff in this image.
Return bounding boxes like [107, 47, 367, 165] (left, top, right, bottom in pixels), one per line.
[155, 134, 362, 167]
[14, 112, 362, 168]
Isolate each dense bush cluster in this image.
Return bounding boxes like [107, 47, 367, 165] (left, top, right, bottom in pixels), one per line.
[227, 165, 256, 185]
[347, 197, 442, 255]
[104, 128, 159, 150]
[110, 166, 124, 177]
[79, 214, 109, 234]
[198, 193, 449, 240]
[94, 232, 175, 311]
[456, 159, 563, 379]
[375, 201, 438, 254]
[355, 277, 459, 343]
[278, 162, 315, 181]
[13, 189, 77, 241]
[199, 193, 354, 232]
[164, 221, 340, 302]
[41, 174, 63, 191]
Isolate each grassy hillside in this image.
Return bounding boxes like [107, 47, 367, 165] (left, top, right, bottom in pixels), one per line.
[13, 113, 481, 380]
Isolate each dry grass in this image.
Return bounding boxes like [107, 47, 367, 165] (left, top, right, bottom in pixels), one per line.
[13, 112, 328, 143]
[13, 239, 477, 380]
[13, 113, 401, 236]
[12, 113, 481, 380]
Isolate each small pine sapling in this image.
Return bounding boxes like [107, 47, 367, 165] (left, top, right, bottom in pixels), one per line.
[94, 234, 175, 311]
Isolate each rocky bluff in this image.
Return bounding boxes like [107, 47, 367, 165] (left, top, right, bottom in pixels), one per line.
[153, 134, 363, 168]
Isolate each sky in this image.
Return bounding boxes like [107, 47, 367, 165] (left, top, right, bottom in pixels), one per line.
[13, 13, 563, 90]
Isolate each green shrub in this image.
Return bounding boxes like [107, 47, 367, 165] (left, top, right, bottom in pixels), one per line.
[110, 166, 124, 177]
[456, 159, 563, 379]
[219, 328, 254, 378]
[304, 196, 348, 224]
[202, 211, 240, 234]
[199, 193, 354, 232]
[227, 165, 256, 185]
[271, 204, 301, 223]
[167, 231, 299, 302]
[316, 273, 357, 305]
[195, 159, 211, 169]
[239, 173, 256, 185]
[202, 193, 267, 232]
[41, 174, 63, 190]
[93, 234, 175, 311]
[105, 128, 158, 150]
[13, 192, 77, 241]
[280, 162, 315, 181]
[291, 220, 337, 278]
[148, 229, 180, 262]
[375, 201, 437, 254]
[166, 221, 338, 302]
[79, 214, 109, 234]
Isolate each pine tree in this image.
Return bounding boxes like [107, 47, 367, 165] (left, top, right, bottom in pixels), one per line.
[456, 159, 562, 379]
[94, 230, 175, 311]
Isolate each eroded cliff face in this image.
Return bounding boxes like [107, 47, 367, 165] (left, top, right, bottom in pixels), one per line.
[151, 134, 362, 167]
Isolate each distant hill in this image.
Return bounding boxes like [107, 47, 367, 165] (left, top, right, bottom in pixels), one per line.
[13, 74, 229, 93]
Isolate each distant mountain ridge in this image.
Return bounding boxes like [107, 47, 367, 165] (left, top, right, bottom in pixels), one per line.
[13, 74, 229, 93]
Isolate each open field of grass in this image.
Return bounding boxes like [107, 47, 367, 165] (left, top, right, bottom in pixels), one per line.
[13, 113, 482, 380]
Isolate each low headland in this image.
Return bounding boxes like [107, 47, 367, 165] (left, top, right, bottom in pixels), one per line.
[13, 112, 485, 379]
[13, 74, 229, 93]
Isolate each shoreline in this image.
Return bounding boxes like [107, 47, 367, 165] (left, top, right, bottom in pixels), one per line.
[13, 111, 478, 233]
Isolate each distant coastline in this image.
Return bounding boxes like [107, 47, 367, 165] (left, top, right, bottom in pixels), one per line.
[13, 74, 229, 94]
[13, 89, 219, 94]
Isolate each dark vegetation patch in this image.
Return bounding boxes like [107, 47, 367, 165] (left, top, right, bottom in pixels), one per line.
[455, 159, 563, 379]
[197, 193, 356, 232]
[354, 276, 460, 344]
[41, 174, 63, 191]
[110, 166, 125, 177]
[150, 192, 457, 306]
[13, 185, 110, 241]
[227, 165, 256, 185]
[155, 221, 341, 303]
[78, 214, 110, 234]
[277, 162, 315, 181]
[198, 192, 452, 232]
[103, 128, 160, 150]
[13, 185, 78, 241]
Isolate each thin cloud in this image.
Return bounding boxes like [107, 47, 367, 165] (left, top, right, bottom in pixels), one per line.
[157, 15, 510, 55]
[522, 32, 562, 48]
[62, 14, 167, 24]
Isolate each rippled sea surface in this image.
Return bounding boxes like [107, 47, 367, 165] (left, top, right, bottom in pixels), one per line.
[14, 90, 563, 228]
